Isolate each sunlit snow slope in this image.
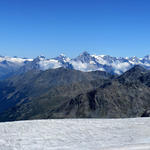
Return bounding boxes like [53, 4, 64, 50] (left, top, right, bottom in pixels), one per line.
[0, 118, 150, 150]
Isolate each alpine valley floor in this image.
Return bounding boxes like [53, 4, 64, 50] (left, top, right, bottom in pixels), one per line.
[0, 118, 150, 150]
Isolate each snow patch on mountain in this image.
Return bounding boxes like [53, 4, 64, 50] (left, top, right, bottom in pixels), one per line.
[0, 56, 33, 64]
[1, 52, 150, 75]
[112, 62, 131, 74]
[70, 60, 88, 71]
[92, 55, 108, 65]
[38, 59, 61, 70]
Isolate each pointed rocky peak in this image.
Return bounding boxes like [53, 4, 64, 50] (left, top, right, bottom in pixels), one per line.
[57, 53, 67, 59]
[38, 55, 46, 59]
[74, 51, 93, 63]
[54, 53, 70, 63]
[80, 51, 90, 57]
[98, 54, 117, 63]
[33, 55, 46, 62]
[59, 53, 66, 57]
[128, 56, 141, 63]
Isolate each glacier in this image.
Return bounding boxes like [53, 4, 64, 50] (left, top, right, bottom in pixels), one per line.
[0, 118, 150, 150]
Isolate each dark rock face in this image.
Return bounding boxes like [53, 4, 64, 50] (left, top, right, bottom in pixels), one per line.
[141, 110, 150, 117]
[49, 80, 150, 118]
[0, 67, 113, 121]
[0, 65, 150, 122]
[117, 65, 149, 83]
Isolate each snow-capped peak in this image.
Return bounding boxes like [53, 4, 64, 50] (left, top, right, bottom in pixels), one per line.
[1, 52, 150, 76]
[80, 51, 90, 56]
[59, 53, 66, 57]
[36, 55, 46, 60]
[29, 52, 150, 74]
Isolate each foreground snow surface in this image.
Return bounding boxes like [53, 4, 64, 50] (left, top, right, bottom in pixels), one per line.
[0, 118, 150, 150]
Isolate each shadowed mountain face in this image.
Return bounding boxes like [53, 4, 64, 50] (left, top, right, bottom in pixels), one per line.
[0, 67, 113, 121]
[49, 81, 150, 118]
[0, 66, 150, 122]
[117, 65, 149, 83]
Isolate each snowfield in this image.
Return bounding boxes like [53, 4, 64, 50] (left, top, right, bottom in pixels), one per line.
[0, 118, 150, 150]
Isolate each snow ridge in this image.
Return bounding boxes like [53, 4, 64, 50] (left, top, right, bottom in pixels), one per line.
[1, 52, 150, 74]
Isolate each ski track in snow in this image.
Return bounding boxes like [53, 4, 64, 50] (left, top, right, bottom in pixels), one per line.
[0, 118, 149, 150]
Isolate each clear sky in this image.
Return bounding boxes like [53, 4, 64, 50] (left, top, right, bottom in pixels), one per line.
[0, 0, 150, 58]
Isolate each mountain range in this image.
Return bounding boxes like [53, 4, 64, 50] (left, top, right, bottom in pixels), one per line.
[1, 51, 150, 79]
[0, 64, 150, 121]
[0, 52, 150, 121]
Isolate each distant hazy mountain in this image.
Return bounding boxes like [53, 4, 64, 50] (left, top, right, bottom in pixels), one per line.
[1, 52, 150, 79]
[0, 56, 32, 79]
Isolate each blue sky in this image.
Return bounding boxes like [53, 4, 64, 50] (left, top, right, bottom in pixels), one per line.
[0, 0, 150, 58]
